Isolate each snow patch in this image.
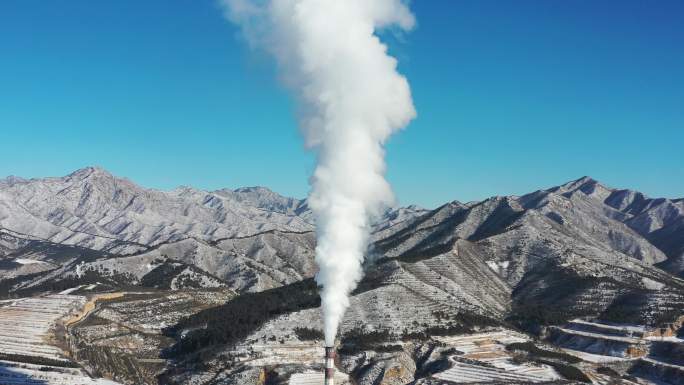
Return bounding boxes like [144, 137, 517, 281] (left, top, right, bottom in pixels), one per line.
[14, 258, 47, 265]
[641, 277, 665, 290]
[486, 260, 510, 272]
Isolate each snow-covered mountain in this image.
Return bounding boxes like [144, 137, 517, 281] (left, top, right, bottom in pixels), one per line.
[0, 166, 312, 251]
[1, 168, 683, 385]
[0, 167, 426, 293]
[1, 168, 682, 290]
[1, 167, 682, 315]
[159, 176, 684, 385]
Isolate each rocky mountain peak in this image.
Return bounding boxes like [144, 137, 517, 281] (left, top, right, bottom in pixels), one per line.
[557, 175, 599, 192]
[0, 175, 27, 186]
[214, 186, 306, 216]
[66, 166, 113, 180]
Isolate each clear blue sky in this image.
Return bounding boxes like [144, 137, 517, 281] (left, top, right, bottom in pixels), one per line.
[1, 1, 682, 208]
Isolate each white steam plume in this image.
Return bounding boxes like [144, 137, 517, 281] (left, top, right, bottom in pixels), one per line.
[222, 0, 416, 345]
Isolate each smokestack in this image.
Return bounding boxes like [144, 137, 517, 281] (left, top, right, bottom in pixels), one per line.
[324, 346, 335, 385]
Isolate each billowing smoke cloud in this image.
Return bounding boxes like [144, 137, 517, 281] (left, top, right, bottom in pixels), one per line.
[222, 0, 416, 345]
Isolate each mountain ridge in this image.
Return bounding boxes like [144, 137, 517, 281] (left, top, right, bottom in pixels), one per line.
[2, 168, 681, 279]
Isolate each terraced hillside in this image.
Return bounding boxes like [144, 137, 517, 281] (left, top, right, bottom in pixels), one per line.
[0, 294, 122, 385]
[546, 317, 684, 384]
[67, 289, 234, 385]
